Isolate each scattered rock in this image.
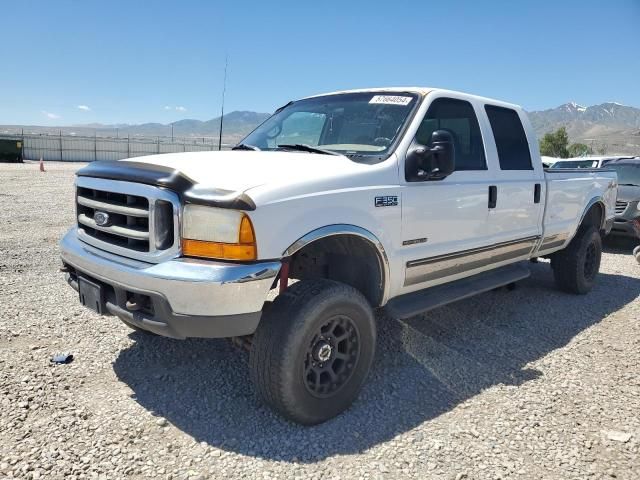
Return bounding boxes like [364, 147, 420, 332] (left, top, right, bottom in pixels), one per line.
[604, 430, 632, 443]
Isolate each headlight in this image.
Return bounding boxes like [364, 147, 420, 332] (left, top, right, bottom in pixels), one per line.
[181, 205, 256, 261]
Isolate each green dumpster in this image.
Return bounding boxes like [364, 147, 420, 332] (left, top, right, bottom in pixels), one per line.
[0, 138, 23, 163]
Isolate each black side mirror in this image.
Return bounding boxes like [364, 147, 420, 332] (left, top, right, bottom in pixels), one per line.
[405, 130, 456, 181]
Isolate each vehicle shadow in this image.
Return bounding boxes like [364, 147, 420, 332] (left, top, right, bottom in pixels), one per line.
[112, 263, 640, 462]
[603, 235, 639, 254]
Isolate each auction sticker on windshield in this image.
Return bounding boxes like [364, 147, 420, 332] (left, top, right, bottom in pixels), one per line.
[369, 95, 413, 106]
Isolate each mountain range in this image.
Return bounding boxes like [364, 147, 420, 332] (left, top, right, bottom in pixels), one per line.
[528, 102, 640, 154]
[2, 102, 639, 154]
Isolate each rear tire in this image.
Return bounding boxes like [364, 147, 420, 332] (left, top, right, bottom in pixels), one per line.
[249, 279, 376, 425]
[551, 227, 602, 294]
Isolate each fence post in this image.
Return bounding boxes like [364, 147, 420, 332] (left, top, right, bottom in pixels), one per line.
[127, 134, 130, 158]
[60, 130, 63, 161]
[94, 131, 97, 162]
[157, 137, 160, 154]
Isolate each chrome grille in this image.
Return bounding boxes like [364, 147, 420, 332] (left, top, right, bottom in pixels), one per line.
[77, 187, 150, 251]
[75, 176, 180, 263]
[615, 201, 628, 215]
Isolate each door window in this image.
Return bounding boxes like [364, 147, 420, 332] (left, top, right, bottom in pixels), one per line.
[485, 105, 532, 170]
[414, 98, 487, 171]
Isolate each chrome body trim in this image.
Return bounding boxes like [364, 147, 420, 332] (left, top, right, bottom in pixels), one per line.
[404, 236, 539, 286]
[538, 232, 570, 251]
[77, 195, 149, 217]
[78, 213, 150, 240]
[76, 176, 182, 264]
[60, 228, 280, 317]
[282, 224, 391, 306]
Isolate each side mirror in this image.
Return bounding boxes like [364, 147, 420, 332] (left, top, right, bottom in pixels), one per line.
[405, 130, 456, 181]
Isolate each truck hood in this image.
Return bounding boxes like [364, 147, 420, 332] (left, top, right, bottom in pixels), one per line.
[616, 184, 640, 203]
[123, 150, 373, 194]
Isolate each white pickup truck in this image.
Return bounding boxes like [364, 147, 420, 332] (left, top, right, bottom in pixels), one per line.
[60, 88, 617, 424]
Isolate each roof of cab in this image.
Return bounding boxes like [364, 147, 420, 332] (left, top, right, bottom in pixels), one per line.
[303, 87, 523, 111]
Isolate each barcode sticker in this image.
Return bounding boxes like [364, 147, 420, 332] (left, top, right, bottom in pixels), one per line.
[369, 95, 413, 106]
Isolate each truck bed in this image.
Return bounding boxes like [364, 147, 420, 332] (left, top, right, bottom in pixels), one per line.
[538, 168, 617, 255]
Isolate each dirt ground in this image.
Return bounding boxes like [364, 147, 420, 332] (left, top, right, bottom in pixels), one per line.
[1, 161, 639, 479]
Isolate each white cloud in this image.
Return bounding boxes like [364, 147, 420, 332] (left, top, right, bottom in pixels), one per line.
[163, 105, 172, 110]
[77, 105, 91, 111]
[42, 110, 60, 119]
[175, 106, 187, 112]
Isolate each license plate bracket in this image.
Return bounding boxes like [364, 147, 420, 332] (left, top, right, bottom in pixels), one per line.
[78, 276, 105, 314]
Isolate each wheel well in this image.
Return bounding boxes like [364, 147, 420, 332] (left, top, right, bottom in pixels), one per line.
[580, 202, 605, 234]
[288, 235, 385, 307]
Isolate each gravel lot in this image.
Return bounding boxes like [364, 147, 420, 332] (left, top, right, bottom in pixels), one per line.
[1, 161, 639, 480]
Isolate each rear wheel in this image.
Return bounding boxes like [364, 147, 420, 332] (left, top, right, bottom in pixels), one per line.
[551, 226, 602, 294]
[249, 279, 376, 425]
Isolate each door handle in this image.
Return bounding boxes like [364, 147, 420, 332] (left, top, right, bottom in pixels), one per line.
[534, 183, 541, 204]
[488, 185, 497, 209]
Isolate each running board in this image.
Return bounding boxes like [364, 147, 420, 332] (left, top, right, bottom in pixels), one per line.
[385, 263, 531, 320]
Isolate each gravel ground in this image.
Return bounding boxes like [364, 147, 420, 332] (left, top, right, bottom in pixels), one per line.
[1, 161, 639, 480]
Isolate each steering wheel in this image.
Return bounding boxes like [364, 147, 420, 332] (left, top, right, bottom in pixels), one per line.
[373, 137, 392, 147]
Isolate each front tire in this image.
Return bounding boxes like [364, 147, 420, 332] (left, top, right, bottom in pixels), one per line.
[551, 226, 602, 294]
[249, 279, 376, 425]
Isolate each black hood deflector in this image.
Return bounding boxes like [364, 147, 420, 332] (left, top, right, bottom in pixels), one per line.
[76, 160, 256, 211]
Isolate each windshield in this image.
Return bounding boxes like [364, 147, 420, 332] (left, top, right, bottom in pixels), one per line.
[240, 92, 420, 161]
[608, 163, 640, 186]
[551, 160, 597, 169]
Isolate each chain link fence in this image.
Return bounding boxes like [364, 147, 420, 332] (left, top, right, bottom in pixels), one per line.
[0, 132, 227, 162]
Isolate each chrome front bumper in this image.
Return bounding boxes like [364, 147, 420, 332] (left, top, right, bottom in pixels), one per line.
[60, 228, 281, 338]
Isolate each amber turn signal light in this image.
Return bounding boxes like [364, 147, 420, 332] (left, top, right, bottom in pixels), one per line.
[182, 214, 257, 261]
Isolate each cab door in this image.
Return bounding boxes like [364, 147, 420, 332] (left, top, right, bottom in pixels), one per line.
[481, 105, 544, 255]
[400, 95, 495, 292]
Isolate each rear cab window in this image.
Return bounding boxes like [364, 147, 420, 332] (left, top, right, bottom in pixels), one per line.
[485, 105, 532, 170]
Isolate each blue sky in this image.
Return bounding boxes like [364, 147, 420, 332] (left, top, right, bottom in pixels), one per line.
[1, 0, 638, 126]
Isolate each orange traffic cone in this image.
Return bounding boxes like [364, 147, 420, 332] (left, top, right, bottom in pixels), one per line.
[39, 157, 45, 172]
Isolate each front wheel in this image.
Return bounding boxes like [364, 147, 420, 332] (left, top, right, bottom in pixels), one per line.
[551, 227, 602, 294]
[249, 279, 376, 425]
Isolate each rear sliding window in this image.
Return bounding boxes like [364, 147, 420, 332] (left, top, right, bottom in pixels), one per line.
[485, 105, 532, 170]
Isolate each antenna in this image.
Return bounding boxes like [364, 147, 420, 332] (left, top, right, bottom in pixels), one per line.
[218, 55, 228, 151]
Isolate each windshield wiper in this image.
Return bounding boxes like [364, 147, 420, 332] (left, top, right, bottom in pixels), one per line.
[276, 144, 340, 156]
[618, 183, 640, 187]
[232, 143, 261, 151]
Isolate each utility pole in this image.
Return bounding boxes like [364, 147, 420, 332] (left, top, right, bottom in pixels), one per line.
[218, 55, 228, 151]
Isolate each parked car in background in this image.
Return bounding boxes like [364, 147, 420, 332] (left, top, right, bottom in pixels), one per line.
[606, 158, 640, 239]
[550, 156, 636, 169]
[541, 156, 559, 168]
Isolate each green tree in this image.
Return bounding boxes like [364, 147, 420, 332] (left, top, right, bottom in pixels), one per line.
[540, 127, 570, 158]
[567, 143, 592, 157]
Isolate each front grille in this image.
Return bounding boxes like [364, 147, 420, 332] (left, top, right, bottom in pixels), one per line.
[75, 177, 180, 263]
[77, 187, 151, 251]
[615, 201, 628, 215]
